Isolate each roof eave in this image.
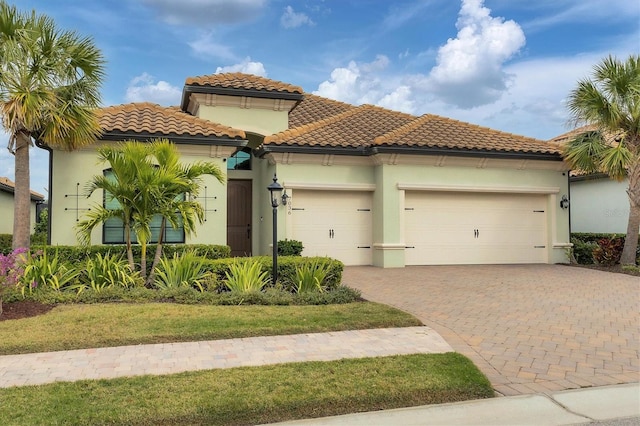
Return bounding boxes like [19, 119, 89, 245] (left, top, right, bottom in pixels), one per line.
[256, 144, 368, 157]
[180, 85, 304, 111]
[100, 131, 248, 147]
[369, 145, 564, 161]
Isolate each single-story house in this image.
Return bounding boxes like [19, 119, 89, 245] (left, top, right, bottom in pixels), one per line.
[0, 176, 45, 235]
[550, 127, 631, 234]
[46, 73, 571, 267]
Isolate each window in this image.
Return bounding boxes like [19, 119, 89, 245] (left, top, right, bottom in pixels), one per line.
[227, 148, 251, 170]
[102, 170, 185, 244]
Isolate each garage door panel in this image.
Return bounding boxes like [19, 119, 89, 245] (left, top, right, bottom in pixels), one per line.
[291, 191, 372, 265]
[405, 192, 547, 265]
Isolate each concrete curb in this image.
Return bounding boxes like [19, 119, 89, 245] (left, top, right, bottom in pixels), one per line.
[270, 383, 640, 425]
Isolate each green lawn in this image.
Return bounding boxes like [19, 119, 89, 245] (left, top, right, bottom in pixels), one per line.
[0, 353, 493, 425]
[0, 302, 422, 355]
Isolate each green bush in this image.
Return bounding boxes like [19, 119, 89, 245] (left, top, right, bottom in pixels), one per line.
[154, 251, 212, 292]
[294, 258, 334, 293]
[570, 237, 598, 264]
[30, 244, 231, 265]
[23, 284, 361, 306]
[203, 256, 343, 291]
[224, 259, 271, 293]
[571, 233, 640, 264]
[20, 250, 79, 294]
[278, 239, 304, 256]
[0, 234, 11, 255]
[73, 253, 142, 294]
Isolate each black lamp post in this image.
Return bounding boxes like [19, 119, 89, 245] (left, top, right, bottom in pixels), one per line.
[267, 174, 283, 283]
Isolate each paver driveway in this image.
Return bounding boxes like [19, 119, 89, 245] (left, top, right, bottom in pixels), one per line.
[344, 264, 639, 396]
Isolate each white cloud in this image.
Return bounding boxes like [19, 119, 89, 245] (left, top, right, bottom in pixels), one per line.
[188, 33, 237, 60]
[377, 86, 414, 114]
[141, 0, 266, 27]
[125, 73, 181, 106]
[427, 0, 525, 108]
[280, 6, 314, 29]
[215, 58, 267, 76]
[314, 56, 393, 106]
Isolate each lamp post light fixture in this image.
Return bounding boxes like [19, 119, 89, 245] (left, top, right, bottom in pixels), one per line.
[267, 174, 284, 283]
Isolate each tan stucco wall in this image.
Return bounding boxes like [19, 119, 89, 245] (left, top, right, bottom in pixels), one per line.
[571, 178, 630, 234]
[197, 105, 289, 136]
[50, 143, 230, 247]
[0, 191, 41, 235]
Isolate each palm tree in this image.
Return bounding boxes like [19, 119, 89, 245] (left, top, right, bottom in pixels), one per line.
[145, 139, 225, 286]
[77, 140, 224, 284]
[0, 2, 105, 249]
[563, 54, 640, 264]
[77, 142, 154, 272]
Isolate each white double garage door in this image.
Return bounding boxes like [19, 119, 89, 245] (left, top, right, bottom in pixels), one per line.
[291, 190, 548, 266]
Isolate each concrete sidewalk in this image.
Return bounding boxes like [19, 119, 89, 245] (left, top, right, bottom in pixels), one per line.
[272, 383, 640, 426]
[0, 326, 452, 388]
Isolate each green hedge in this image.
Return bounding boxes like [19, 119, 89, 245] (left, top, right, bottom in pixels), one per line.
[0, 234, 11, 255]
[4, 284, 360, 306]
[29, 244, 231, 263]
[203, 256, 343, 292]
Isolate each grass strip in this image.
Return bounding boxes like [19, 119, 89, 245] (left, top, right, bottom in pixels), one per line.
[0, 302, 421, 355]
[0, 353, 493, 425]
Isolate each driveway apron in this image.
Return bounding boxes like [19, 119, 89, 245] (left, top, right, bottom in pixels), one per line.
[344, 264, 639, 396]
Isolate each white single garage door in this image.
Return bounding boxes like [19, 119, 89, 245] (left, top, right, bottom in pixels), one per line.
[405, 191, 547, 265]
[291, 190, 373, 265]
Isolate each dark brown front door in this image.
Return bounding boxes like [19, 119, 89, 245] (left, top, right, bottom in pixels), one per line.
[227, 180, 252, 256]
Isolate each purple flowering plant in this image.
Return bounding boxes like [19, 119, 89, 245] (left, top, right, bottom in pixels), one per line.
[0, 248, 29, 315]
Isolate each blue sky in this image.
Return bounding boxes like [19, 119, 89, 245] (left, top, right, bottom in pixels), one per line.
[2, 0, 639, 196]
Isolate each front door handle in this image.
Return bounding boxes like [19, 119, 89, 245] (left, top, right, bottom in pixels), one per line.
[247, 224, 251, 239]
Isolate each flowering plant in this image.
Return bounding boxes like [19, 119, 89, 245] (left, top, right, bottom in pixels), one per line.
[0, 248, 29, 315]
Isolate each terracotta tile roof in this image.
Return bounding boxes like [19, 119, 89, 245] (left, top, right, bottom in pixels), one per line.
[98, 102, 246, 139]
[0, 177, 45, 201]
[374, 114, 561, 155]
[289, 93, 355, 128]
[548, 125, 595, 144]
[265, 104, 415, 148]
[185, 72, 303, 95]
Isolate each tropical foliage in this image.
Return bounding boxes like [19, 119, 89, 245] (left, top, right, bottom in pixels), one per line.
[0, 1, 104, 249]
[563, 54, 640, 264]
[224, 259, 271, 293]
[76, 139, 224, 285]
[153, 251, 211, 292]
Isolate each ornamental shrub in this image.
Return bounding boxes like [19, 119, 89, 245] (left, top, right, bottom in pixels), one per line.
[277, 239, 304, 256]
[592, 237, 624, 266]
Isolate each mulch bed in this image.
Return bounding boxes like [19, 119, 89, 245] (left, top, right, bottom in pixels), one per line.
[570, 263, 640, 277]
[0, 301, 55, 321]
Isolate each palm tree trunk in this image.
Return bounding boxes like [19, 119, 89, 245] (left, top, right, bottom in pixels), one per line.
[621, 160, 640, 264]
[12, 132, 31, 250]
[146, 217, 166, 287]
[140, 242, 147, 281]
[124, 223, 135, 271]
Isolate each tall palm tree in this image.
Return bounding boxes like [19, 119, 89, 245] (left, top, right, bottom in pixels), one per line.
[563, 54, 640, 264]
[0, 2, 105, 249]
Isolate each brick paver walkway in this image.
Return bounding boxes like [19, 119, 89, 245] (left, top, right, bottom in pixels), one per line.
[0, 327, 452, 388]
[344, 264, 640, 396]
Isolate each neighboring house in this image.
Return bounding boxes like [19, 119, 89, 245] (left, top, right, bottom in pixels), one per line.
[47, 73, 571, 267]
[550, 127, 630, 234]
[0, 176, 45, 235]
